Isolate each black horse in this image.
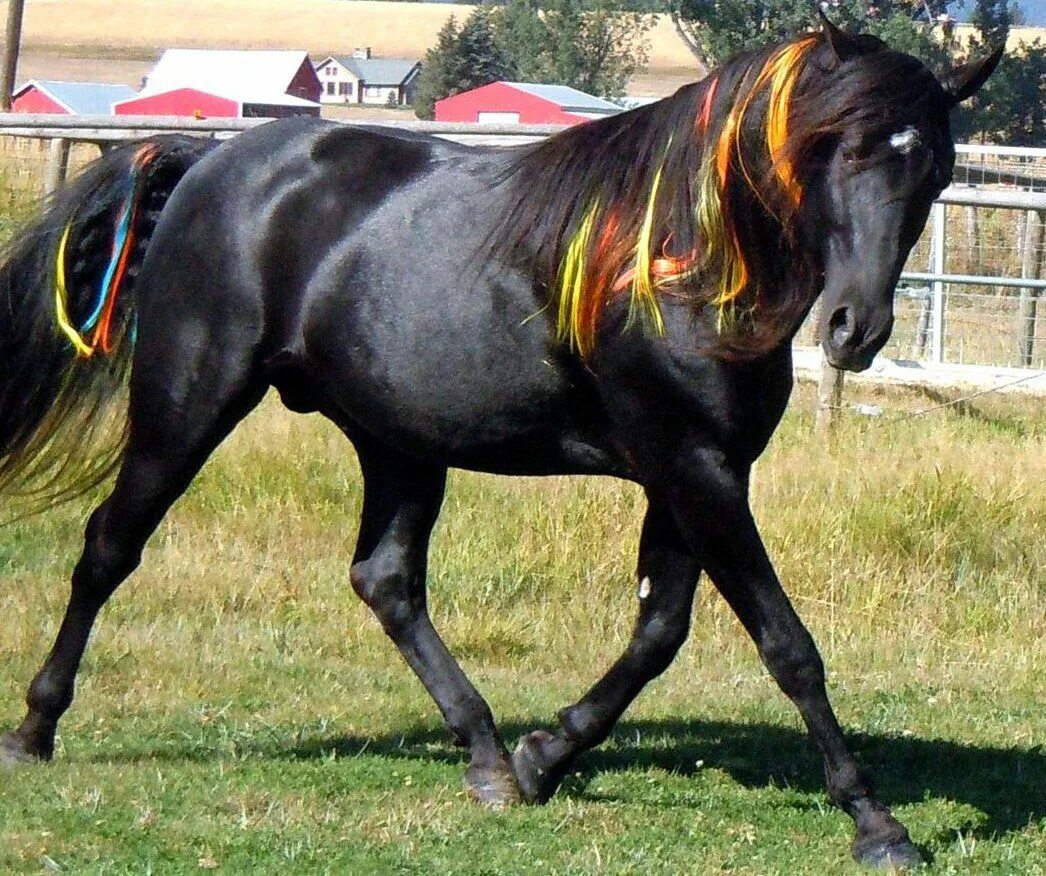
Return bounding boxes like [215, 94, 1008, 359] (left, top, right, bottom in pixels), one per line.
[0, 22, 999, 868]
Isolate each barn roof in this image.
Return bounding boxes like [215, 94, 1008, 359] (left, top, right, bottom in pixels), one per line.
[14, 80, 137, 114]
[114, 87, 318, 111]
[507, 83, 622, 116]
[319, 55, 419, 86]
[141, 49, 315, 104]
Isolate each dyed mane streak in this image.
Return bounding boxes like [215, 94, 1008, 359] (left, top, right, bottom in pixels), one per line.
[497, 31, 935, 359]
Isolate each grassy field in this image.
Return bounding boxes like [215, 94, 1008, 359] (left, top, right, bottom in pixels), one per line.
[0, 380, 1043, 874]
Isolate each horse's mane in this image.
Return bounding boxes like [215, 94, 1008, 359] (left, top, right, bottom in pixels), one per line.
[497, 30, 949, 358]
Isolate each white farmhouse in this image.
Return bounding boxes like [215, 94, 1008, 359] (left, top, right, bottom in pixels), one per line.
[314, 48, 421, 107]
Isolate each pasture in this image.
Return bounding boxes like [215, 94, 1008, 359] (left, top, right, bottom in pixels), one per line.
[1, 382, 1042, 874]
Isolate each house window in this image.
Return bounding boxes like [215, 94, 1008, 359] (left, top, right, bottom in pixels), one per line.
[339, 82, 351, 96]
[364, 85, 382, 98]
[326, 82, 336, 95]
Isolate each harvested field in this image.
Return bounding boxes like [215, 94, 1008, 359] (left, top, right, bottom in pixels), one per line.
[2, 0, 703, 99]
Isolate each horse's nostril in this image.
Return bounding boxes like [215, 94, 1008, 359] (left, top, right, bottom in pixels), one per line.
[828, 306, 856, 348]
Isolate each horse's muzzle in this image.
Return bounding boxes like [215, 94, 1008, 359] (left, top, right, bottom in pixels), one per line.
[821, 305, 891, 372]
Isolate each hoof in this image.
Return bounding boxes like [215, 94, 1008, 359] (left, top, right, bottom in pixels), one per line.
[465, 760, 522, 810]
[512, 730, 570, 804]
[0, 731, 49, 769]
[853, 835, 925, 870]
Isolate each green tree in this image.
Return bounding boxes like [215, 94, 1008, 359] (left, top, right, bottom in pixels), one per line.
[669, 0, 949, 69]
[413, 15, 464, 120]
[457, 7, 515, 87]
[862, 6, 951, 66]
[412, 9, 513, 120]
[492, 0, 655, 98]
[494, 0, 554, 82]
[560, 0, 655, 97]
[984, 40, 1046, 144]
[970, 0, 1011, 45]
[956, 0, 1045, 144]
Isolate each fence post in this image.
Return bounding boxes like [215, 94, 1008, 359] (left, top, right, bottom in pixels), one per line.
[815, 350, 844, 435]
[0, 0, 26, 111]
[1018, 209, 1044, 367]
[43, 137, 71, 195]
[930, 201, 947, 364]
[965, 205, 980, 274]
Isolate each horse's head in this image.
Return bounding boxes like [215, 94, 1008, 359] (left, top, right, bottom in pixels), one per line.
[810, 22, 1001, 371]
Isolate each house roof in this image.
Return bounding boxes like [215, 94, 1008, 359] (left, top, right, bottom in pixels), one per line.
[15, 80, 137, 114]
[507, 83, 622, 116]
[141, 49, 317, 105]
[319, 55, 419, 86]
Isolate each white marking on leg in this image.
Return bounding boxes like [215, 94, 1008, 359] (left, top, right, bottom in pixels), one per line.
[638, 577, 652, 600]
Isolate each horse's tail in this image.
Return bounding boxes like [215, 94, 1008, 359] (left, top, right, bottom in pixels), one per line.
[0, 135, 218, 516]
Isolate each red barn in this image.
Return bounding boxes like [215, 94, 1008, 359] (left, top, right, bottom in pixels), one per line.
[11, 80, 137, 115]
[114, 88, 239, 119]
[114, 49, 321, 119]
[435, 82, 622, 125]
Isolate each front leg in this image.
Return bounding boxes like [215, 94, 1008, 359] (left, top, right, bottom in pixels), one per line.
[514, 498, 701, 801]
[654, 443, 922, 868]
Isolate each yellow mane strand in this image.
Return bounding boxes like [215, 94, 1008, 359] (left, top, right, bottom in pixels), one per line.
[628, 134, 672, 336]
[556, 199, 601, 355]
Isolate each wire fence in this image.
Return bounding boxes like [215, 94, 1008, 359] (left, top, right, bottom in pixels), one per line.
[1, 117, 1044, 377]
[888, 201, 1045, 370]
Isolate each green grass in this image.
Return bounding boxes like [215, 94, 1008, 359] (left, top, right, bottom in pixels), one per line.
[1, 384, 1043, 874]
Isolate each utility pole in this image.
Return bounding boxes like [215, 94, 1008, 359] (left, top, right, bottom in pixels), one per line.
[1, 0, 27, 111]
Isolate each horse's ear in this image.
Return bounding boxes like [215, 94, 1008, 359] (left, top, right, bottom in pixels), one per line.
[943, 44, 1005, 105]
[818, 9, 862, 63]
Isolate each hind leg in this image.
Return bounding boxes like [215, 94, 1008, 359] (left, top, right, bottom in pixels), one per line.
[349, 440, 519, 806]
[1, 361, 264, 766]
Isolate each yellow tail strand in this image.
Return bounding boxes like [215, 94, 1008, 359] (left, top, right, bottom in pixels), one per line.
[54, 221, 95, 358]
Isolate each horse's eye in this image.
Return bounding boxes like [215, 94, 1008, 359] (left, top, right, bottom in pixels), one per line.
[841, 147, 859, 165]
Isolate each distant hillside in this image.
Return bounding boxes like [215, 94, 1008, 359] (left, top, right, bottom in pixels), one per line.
[8, 0, 698, 72]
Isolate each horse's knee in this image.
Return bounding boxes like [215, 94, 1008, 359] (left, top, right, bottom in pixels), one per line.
[760, 631, 825, 698]
[632, 612, 690, 675]
[350, 553, 419, 635]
